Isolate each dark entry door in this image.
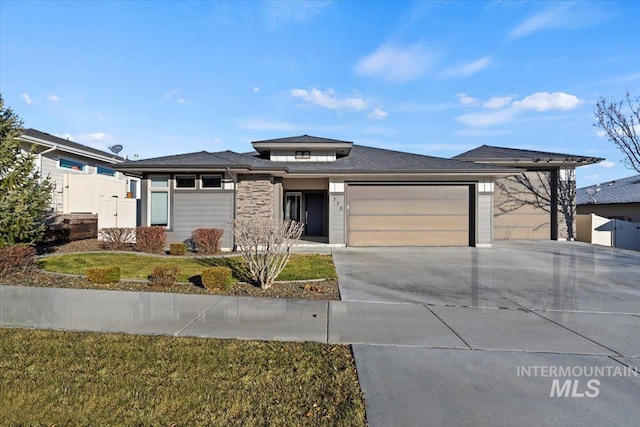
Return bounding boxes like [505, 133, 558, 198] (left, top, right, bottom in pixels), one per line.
[304, 193, 325, 236]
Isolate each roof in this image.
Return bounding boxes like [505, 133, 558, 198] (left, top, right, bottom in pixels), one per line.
[115, 143, 518, 175]
[20, 128, 124, 161]
[454, 144, 602, 165]
[252, 135, 353, 144]
[577, 174, 640, 205]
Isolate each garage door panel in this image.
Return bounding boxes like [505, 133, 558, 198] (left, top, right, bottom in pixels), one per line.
[346, 184, 470, 247]
[350, 214, 468, 231]
[348, 231, 469, 247]
[349, 199, 467, 215]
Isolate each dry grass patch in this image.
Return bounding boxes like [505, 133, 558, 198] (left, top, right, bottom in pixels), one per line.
[0, 328, 365, 426]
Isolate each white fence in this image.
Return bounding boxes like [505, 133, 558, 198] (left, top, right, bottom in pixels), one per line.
[98, 198, 137, 229]
[576, 213, 640, 251]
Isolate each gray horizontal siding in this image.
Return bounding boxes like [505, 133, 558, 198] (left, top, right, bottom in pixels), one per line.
[477, 193, 492, 244]
[329, 194, 345, 244]
[170, 192, 234, 247]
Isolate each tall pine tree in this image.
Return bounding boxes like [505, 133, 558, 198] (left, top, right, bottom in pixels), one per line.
[0, 94, 54, 246]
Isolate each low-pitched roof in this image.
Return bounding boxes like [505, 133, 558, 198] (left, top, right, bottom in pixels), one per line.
[577, 174, 640, 205]
[454, 145, 602, 165]
[252, 135, 353, 145]
[20, 128, 124, 161]
[115, 144, 517, 175]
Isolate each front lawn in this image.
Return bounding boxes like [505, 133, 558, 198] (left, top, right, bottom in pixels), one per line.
[39, 253, 337, 283]
[0, 328, 366, 426]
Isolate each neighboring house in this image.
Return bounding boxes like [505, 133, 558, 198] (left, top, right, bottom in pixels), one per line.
[577, 175, 640, 222]
[18, 129, 140, 226]
[115, 136, 599, 248]
[454, 145, 602, 241]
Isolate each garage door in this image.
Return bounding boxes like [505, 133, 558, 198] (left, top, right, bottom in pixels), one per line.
[346, 184, 470, 247]
[494, 172, 550, 240]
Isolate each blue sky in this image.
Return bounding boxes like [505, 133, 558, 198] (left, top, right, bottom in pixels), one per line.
[2, 0, 639, 186]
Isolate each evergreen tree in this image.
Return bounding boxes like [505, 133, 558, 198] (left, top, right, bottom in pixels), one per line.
[0, 94, 54, 246]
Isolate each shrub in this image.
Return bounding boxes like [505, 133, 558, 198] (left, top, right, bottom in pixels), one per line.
[169, 242, 187, 256]
[229, 219, 304, 290]
[191, 228, 224, 255]
[149, 266, 180, 286]
[201, 266, 233, 290]
[86, 266, 120, 284]
[135, 226, 166, 254]
[0, 244, 37, 276]
[99, 227, 136, 250]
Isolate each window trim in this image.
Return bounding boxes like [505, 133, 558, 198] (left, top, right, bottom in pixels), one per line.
[201, 174, 223, 189]
[174, 174, 197, 189]
[58, 157, 87, 173]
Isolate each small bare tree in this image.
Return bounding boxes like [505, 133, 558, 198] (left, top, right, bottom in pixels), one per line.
[230, 218, 304, 290]
[495, 170, 576, 239]
[594, 91, 640, 173]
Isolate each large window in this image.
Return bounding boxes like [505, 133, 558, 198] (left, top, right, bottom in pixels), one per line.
[59, 158, 86, 171]
[149, 177, 169, 227]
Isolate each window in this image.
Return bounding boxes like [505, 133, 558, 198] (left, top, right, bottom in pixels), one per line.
[150, 192, 168, 226]
[201, 175, 222, 188]
[149, 176, 169, 227]
[97, 166, 115, 176]
[59, 158, 86, 171]
[295, 151, 311, 159]
[150, 177, 169, 188]
[175, 175, 196, 188]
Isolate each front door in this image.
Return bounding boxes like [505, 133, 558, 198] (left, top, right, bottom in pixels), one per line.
[304, 193, 325, 236]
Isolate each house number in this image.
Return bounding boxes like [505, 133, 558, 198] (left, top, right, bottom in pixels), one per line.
[332, 197, 344, 211]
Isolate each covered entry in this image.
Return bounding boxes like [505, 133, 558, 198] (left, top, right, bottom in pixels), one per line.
[346, 184, 472, 247]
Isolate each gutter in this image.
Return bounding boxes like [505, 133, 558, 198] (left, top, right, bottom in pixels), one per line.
[20, 135, 122, 164]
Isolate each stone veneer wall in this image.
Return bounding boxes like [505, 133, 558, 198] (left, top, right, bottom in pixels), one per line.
[236, 174, 275, 221]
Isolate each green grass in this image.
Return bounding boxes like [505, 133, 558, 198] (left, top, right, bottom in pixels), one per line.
[39, 253, 337, 283]
[0, 328, 365, 426]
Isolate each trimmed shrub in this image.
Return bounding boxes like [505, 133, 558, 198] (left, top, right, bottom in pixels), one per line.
[86, 267, 121, 284]
[191, 228, 224, 255]
[99, 227, 136, 250]
[201, 266, 233, 290]
[149, 266, 180, 286]
[169, 242, 187, 256]
[0, 244, 37, 276]
[135, 226, 166, 254]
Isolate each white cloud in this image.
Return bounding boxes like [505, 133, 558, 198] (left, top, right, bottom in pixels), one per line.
[509, 3, 614, 40]
[291, 88, 367, 111]
[441, 56, 492, 78]
[21, 93, 32, 105]
[354, 43, 436, 83]
[177, 98, 188, 104]
[264, 0, 331, 29]
[456, 93, 479, 106]
[583, 174, 600, 180]
[456, 108, 517, 128]
[455, 128, 512, 137]
[368, 107, 388, 120]
[598, 160, 615, 168]
[237, 118, 298, 132]
[211, 137, 222, 144]
[595, 129, 608, 138]
[55, 132, 115, 151]
[164, 89, 179, 99]
[512, 91, 582, 111]
[253, 87, 260, 92]
[48, 95, 59, 102]
[483, 96, 513, 109]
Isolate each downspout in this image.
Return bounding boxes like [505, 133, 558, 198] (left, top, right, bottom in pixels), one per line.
[226, 167, 238, 252]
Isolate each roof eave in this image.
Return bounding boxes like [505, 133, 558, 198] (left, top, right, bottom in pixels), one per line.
[19, 134, 123, 164]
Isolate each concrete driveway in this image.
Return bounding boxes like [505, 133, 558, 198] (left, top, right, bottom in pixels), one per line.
[333, 242, 640, 427]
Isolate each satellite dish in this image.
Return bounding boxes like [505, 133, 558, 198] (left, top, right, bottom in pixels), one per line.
[585, 187, 600, 203]
[109, 145, 123, 156]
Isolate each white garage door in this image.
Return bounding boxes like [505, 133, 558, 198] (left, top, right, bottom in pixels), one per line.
[346, 184, 471, 247]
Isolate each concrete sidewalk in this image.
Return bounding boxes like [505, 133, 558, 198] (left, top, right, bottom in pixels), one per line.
[1, 285, 635, 357]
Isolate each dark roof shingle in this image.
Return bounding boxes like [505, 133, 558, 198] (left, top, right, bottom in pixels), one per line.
[454, 144, 602, 163]
[577, 174, 640, 205]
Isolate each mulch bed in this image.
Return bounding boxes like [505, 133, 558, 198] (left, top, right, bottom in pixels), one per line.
[16, 239, 341, 300]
